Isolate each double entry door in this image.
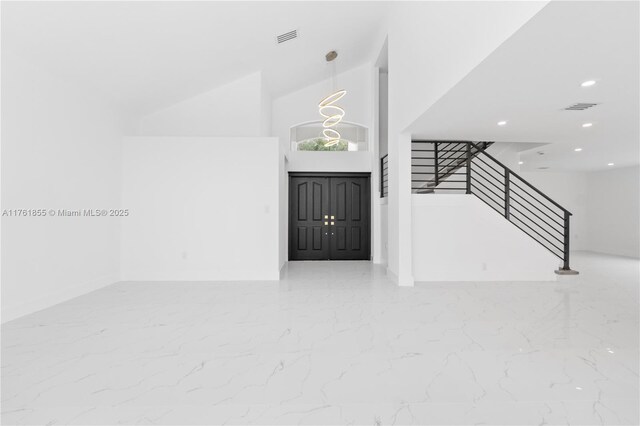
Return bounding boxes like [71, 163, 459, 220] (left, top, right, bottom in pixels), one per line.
[289, 173, 370, 261]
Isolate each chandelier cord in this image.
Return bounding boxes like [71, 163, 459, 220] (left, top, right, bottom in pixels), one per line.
[319, 52, 346, 147]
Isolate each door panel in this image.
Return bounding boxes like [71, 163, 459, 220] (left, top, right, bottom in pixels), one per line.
[329, 176, 370, 260]
[290, 177, 329, 260]
[290, 174, 370, 261]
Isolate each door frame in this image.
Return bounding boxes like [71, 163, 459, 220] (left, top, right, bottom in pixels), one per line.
[288, 172, 371, 261]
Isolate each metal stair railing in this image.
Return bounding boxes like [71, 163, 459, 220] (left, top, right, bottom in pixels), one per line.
[411, 141, 492, 193]
[411, 140, 576, 273]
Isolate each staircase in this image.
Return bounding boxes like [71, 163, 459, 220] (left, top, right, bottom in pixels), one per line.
[412, 141, 493, 193]
[410, 140, 577, 274]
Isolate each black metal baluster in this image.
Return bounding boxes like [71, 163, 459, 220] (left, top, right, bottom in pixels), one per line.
[380, 156, 384, 197]
[434, 143, 439, 187]
[505, 169, 510, 219]
[562, 211, 570, 271]
[466, 143, 471, 194]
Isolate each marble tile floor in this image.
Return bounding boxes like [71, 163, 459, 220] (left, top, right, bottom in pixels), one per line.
[1, 252, 638, 425]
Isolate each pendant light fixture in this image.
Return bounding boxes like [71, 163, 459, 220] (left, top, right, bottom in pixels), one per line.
[318, 50, 346, 147]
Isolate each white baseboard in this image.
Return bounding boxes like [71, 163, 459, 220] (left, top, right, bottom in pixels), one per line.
[385, 266, 414, 287]
[279, 261, 288, 279]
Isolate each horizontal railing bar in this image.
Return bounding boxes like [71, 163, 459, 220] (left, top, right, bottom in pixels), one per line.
[435, 157, 471, 162]
[438, 166, 465, 177]
[509, 203, 564, 245]
[473, 190, 508, 216]
[510, 188, 564, 223]
[509, 180, 564, 221]
[413, 172, 467, 175]
[471, 176, 505, 201]
[413, 185, 466, 189]
[470, 142, 572, 215]
[411, 172, 467, 175]
[439, 158, 466, 172]
[437, 151, 465, 165]
[439, 142, 459, 152]
[473, 155, 505, 177]
[431, 180, 468, 183]
[510, 212, 565, 253]
[508, 219, 564, 260]
[510, 196, 564, 231]
[412, 186, 467, 190]
[472, 165, 506, 190]
[471, 183, 505, 209]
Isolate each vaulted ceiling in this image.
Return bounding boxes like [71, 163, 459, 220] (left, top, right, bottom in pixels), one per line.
[409, 1, 639, 172]
[2, 1, 388, 117]
[3, 1, 637, 172]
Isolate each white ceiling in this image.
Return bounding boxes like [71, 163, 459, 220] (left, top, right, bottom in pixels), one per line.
[409, 1, 639, 172]
[2, 1, 388, 117]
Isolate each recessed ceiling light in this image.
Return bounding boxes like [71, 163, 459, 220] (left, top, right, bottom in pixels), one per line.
[607, 163, 614, 166]
[574, 148, 583, 152]
[497, 121, 507, 126]
[581, 80, 596, 87]
[518, 161, 524, 165]
[582, 123, 593, 128]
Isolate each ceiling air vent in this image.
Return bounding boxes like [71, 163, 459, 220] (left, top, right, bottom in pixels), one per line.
[276, 29, 298, 44]
[564, 102, 599, 111]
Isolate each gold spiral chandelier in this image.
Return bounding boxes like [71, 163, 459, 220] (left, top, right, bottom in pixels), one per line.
[318, 51, 346, 147]
[318, 89, 346, 146]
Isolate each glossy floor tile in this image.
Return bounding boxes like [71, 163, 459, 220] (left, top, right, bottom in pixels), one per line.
[2, 252, 638, 425]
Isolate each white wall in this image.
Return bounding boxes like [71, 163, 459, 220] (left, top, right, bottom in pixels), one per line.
[380, 201, 388, 265]
[520, 171, 589, 252]
[586, 166, 640, 258]
[385, 1, 547, 286]
[378, 72, 389, 157]
[2, 50, 129, 322]
[287, 151, 371, 173]
[260, 77, 272, 136]
[138, 72, 270, 137]
[412, 195, 558, 281]
[121, 136, 280, 281]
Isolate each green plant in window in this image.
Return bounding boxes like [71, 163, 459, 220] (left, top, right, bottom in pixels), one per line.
[297, 138, 348, 151]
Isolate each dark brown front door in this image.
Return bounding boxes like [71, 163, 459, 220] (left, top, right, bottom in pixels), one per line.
[289, 173, 370, 261]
